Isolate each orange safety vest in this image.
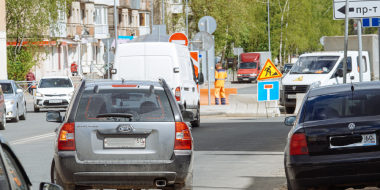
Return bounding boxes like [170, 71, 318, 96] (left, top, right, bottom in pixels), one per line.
[215, 68, 227, 87]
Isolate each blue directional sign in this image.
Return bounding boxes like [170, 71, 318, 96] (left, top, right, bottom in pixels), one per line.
[257, 81, 280, 102]
[363, 18, 380, 27]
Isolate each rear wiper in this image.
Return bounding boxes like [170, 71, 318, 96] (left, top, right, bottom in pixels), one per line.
[96, 113, 133, 118]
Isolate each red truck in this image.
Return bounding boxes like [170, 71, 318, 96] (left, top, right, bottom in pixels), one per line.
[237, 52, 271, 83]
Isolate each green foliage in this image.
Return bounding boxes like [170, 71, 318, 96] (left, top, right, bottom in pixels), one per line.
[6, 0, 72, 80]
[7, 47, 36, 81]
[188, 0, 346, 65]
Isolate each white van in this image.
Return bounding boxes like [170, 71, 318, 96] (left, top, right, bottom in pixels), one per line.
[280, 51, 371, 113]
[111, 42, 204, 127]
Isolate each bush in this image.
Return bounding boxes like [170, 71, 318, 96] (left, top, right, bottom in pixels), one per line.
[7, 47, 36, 81]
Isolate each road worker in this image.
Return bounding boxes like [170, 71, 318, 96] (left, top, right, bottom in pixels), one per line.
[215, 63, 227, 105]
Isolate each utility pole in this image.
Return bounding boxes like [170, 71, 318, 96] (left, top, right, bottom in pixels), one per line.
[268, 0, 270, 52]
[186, 0, 188, 37]
[358, 19, 363, 82]
[114, 0, 118, 50]
[343, 0, 349, 83]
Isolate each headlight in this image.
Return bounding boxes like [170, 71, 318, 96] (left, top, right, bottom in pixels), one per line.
[35, 92, 43, 97]
[69, 92, 74, 96]
[280, 84, 283, 90]
[237, 74, 242, 77]
[310, 81, 321, 89]
[5, 100, 15, 105]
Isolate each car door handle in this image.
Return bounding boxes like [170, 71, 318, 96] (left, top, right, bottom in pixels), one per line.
[184, 87, 189, 91]
[192, 87, 195, 92]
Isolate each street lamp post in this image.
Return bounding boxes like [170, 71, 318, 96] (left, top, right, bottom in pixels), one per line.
[114, 0, 118, 50]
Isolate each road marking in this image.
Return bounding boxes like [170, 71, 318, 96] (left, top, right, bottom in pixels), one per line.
[10, 133, 56, 145]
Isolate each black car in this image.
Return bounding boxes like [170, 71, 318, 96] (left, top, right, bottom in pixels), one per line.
[0, 133, 62, 190]
[284, 82, 380, 190]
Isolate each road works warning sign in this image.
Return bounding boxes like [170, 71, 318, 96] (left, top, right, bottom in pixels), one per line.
[257, 59, 283, 81]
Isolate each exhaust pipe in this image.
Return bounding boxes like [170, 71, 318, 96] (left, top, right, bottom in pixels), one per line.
[156, 180, 167, 187]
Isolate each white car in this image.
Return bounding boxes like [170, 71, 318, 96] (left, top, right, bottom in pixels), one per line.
[34, 76, 75, 112]
[111, 42, 204, 127]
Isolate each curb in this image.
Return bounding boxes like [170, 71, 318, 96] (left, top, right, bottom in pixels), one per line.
[200, 112, 226, 116]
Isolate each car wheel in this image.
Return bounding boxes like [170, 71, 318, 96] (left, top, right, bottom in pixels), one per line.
[19, 104, 26, 120]
[11, 106, 19, 122]
[285, 107, 295, 114]
[190, 106, 200, 128]
[34, 106, 40, 112]
[0, 111, 5, 130]
[53, 162, 76, 190]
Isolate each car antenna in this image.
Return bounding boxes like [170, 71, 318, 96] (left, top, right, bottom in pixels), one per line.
[121, 78, 125, 84]
[348, 73, 354, 91]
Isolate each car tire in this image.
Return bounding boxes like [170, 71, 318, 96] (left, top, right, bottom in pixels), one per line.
[285, 107, 295, 114]
[19, 104, 26, 120]
[52, 161, 76, 190]
[34, 106, 40, 112]
[190, 106, 200, 128]
[11, 107, 19, 122]
[0, 111, 5, 130]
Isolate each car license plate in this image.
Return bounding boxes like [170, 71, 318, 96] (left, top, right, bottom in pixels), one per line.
[104, 138, 146, 148]
[49, 100, 62, 103]
[243, 78, 249, 80]
[288, 95, 297, 99]
[330, 134, 377, 148]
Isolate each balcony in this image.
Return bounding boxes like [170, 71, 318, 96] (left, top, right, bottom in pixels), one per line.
[140, 0, 150, 11]
[81, 25, 95, 38]
[66, 24, 82, 38]
[130, 0, 140, 9]
[139, 26, 149, 36]
[95, 24, 109, 39]
[119, 0, 130, 8]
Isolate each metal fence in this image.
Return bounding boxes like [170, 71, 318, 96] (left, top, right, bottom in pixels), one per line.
[14, 81, 36, 97]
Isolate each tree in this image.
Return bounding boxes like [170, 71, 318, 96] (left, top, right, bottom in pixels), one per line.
[6, 0, 72, 80]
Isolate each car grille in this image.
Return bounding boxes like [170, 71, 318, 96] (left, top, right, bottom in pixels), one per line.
[284, 85, 309, 102]
[284, 85, 309, 94]
[241, 74, 251, 77]
[43, 100, 69, 106]
[44, 94, 67, 97]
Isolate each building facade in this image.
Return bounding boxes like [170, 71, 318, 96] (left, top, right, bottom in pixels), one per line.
[35, 0, 152, 80]
[0, 0, 7, 79]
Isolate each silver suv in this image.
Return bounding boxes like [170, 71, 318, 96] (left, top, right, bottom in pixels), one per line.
[46, 79, 194, 190]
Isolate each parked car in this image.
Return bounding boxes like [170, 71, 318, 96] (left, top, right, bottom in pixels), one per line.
[0, 80, 27, 122]
[47, 78, 194, 190]
[111, 42, 204, 127]
[0, 84, 5, 130]
[34, 76, 75, 112]
[284, 81, 380, 190]
[281, 63, 294, 74]
[0, 133, 63, 190]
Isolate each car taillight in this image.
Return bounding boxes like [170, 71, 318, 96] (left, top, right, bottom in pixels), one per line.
[58, 123, 75, 151]
[174, 122, 192, 150]
[290, 133, 309, 155]
[175, 87, 181, 101]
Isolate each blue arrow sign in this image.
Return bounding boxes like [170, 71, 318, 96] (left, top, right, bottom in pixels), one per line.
[257, 81, 280, 102]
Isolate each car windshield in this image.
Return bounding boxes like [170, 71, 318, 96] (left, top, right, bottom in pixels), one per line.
[240, 62, 257, 69]
[284, 65, 293, 73]
[39, 79, 73, 88]
[75, 88, 174, 122]
[290, 56, 339, 74]
[0, 83, 13, 94]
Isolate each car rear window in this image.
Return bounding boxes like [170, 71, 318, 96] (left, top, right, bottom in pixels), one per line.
[75, 88, 174, 122]
[304, 92, 354, 122]
[351, 90, 380, 117]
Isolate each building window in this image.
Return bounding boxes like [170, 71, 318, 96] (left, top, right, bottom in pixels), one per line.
[94, 6, 107, 25]
[51, 47, 56, 71]
[139, 13, 145, 26]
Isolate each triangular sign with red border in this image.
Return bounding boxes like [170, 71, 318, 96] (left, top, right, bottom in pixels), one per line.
[257, 59, 283, 80]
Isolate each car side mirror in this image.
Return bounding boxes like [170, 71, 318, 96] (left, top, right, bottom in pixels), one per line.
[198, 73, 205, 85]
[16, 89, 23, 94]
[337, 68, 344, 78]
[181, 111, 194, 122]
[40, 182, 63, 190]
[284, 116, 296, 126]
[46, 111, 62, 123]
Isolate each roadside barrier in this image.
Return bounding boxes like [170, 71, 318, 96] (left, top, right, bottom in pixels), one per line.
[15, 81, 36, 97]
[200, 88, 237, 105]
[226, 94, 281, 117]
